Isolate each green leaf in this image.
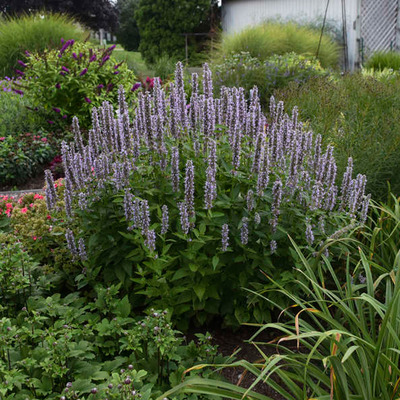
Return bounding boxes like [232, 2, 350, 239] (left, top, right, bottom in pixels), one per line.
[114, 295, 131, 318]
[212, 255, 219, 270]
[189, 263, 199, 272]
[70, 379, 94, 394]
[194, 283, 206, 301]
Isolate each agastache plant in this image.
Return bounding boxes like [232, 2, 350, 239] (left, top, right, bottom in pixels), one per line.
[47, 62, 370, 260]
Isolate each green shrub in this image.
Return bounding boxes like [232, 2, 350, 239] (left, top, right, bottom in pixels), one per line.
[274, 73, 400, 199]
[0, 85, 44, 137]
[213, 51, 326, 105]
[0, 12, 86, 77]
[214, 22, 340, 69]
[53, 64, 369, 329]
[0, 132, 55, 185]
[135, 0, 212, 65]
[151, 54, 178, 80]
[19, 40, 136, 128]
[365, 50, 400, 71]
[116, 0, 141, 52]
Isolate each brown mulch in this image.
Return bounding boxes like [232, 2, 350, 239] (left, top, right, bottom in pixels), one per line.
[187, 324, 299, 400]
[0, 171, 45, 192]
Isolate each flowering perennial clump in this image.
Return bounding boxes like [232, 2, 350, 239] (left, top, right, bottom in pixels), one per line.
[55, 62, 369, 257]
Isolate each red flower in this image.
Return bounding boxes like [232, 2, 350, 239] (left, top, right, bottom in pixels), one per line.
[20, 207, 28, 214]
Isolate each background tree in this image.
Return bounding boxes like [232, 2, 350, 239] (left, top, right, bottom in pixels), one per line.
[116, 0, 140, 51]
[0, 0, 118, 31]
[135, 0, 218, 65]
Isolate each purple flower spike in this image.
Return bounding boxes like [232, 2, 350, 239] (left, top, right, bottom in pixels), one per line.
[47, 120, 54, 124]
[89, 54, 97, 62]
[62, 115, 67, 119]
[84, 97, 92, 104]
[60, 38, 65, 44]
[61, 66, 70, 73]
[113, 70, 120, 75]
[60, 72, 66, 76]
[97, 84, 104, 89]
[15, 69, 25, 76]
[53, 107, 61, 113]
[100, 55, 110, 65]
[79, 68, 88, 76]
[72, 52, 78, 59]
[17, 60, 27, 68]
[55, 83, 61, 89]
[131, 83, 141, 92]
[12, 89, 24, 96]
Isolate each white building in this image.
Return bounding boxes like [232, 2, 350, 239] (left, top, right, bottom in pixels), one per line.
[221, 0, 400, 70]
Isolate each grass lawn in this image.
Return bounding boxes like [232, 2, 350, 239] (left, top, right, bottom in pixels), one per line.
[113, 46, 153, 77]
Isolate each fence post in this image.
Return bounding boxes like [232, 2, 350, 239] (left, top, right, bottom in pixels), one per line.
[396, 0, 400, 50]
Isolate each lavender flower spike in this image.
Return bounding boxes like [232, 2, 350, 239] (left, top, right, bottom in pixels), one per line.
[161, 205, 169, 234]
[78, 238, 87, 261]
[65, 229, 78, 259]
[179, 202, 190, 235]
[44, 170, 58, 210]
[221, 224, 229, 251]
[145, 229, 156, 252]
[246, 189, 254, 212]
[184, 160, 195, 219]
[171, 146, 180, 192]
[305, 218, 314, 245]
[240, 217, 249, 245]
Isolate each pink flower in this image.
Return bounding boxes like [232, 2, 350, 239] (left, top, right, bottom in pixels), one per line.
[33, 236, 37, 241]
[29, 203, 34, 208]
[20, 207, 28, 214]
[0, 137, 5, 141]
[34, 194, 44, 200]
[6, 203, 12, 209]
[41, 138, 48, 143]
[47, 215, 51, 220]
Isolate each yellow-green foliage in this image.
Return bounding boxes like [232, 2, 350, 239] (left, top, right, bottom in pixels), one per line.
[215, 22, 340, 68]
[365, 51, 400, 71]
[0, 12, 86, 76]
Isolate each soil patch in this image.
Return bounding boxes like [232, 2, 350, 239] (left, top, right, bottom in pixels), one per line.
[0, 170, 45, 192]
[187, 325, 298, 400]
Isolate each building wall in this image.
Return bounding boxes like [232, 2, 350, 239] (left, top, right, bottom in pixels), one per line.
[222, 0, 361, 69]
